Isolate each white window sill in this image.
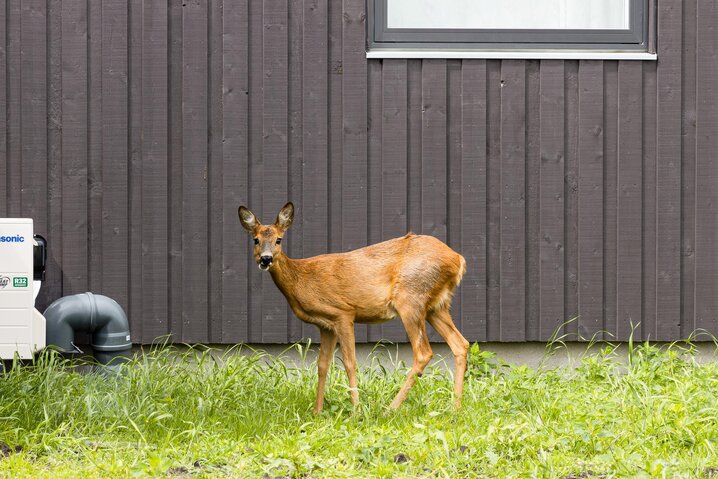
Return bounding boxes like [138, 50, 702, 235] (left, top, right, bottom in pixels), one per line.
[366, 50, 657, 60]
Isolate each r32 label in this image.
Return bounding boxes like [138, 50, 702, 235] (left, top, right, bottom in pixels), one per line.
[12, 277, 28, 288]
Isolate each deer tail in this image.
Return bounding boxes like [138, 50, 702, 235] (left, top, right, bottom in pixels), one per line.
[455, 255, 467, 287]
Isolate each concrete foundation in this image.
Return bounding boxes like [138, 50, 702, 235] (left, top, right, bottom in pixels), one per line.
[147, 341, 718, 372]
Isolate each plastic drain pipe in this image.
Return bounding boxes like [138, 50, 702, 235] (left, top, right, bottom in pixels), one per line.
[43, 292, 132, 366]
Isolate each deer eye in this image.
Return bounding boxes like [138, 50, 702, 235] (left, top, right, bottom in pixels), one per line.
[276, 238, 282, 245]
[253, 238, 259, 245]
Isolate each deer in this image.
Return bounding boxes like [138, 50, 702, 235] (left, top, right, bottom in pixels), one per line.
[238, 202, 470, 413]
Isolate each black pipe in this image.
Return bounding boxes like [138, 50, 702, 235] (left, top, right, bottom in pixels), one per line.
[43, 292, 132, 367]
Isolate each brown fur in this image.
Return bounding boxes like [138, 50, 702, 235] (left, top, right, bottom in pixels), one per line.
[239, 202, 470, 412]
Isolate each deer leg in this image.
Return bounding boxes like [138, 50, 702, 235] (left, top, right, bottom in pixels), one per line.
[426, 307, 470, 408]
[389, 304, 433, 410]
[314, 328, 338, 414]
[337, 322, 359, 408]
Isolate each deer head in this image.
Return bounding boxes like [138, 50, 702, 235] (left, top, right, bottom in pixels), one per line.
[238, 202, 294, 271]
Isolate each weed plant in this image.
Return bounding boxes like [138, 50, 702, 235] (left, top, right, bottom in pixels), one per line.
[1, 340, 718, 478]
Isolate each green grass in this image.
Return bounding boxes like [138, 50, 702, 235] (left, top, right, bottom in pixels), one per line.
[1, 341, 718, 478]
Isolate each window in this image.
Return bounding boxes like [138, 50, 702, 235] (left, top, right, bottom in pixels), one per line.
[367, 0, 655, 59]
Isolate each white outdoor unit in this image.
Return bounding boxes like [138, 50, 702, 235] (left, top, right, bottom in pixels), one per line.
[0, 218, 45, 359]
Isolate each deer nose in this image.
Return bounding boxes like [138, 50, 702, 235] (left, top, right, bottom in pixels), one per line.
[260, 255, 273, 267]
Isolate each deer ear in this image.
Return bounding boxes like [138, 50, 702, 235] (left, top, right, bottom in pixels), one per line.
[276, 202, 294, 231]
[238, 206, 259, 232]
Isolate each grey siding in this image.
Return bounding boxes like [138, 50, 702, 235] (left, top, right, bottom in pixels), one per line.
[0, 0, 713, 343]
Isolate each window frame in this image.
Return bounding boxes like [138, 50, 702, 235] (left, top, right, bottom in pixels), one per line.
[367, 0, 655, 59]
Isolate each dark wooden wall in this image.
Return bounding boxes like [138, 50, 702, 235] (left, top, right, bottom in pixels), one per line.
[0, 0, 714, 343]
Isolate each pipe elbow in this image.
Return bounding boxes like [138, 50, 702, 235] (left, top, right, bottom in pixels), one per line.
[43, 293, 132, 362]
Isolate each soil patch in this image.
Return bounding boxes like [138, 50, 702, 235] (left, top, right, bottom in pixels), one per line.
[562, 471, 604, 479]
[167, 466, 190, 477]
[0, 444, 22, 458]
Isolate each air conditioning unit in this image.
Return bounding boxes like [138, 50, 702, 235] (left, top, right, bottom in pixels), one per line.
[0, 218, 46, 359]
[1, 218, 132, 365]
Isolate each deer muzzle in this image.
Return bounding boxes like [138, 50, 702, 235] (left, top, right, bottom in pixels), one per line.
[259, 255, 273, 270]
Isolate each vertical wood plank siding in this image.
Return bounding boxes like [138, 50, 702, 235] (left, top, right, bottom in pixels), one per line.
[1, 0, 715, 344]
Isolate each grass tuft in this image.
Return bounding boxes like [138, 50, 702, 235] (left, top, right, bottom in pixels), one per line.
[1, 342, 718, 478]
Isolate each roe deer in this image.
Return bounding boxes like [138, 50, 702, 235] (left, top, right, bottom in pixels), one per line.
[238, 202, 470, 412]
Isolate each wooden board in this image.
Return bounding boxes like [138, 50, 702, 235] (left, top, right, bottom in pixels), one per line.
[616, 61, 643, 339]
[655, 0, 682, 340]
[366, 59, 383, 343]
[460, 60, 488, 341]
[342, 0, 369, 342]
[577, 61, 604, 340]
[286, 0, 304, 343]
[525, 60, 540, 340]
[694, 0, 718, 335]
[641, 60, 657, 341]
[61, 0, 88, 296]
[603, 61, 617, 338]
[222, 0, 250, 343]
[680, 0, 697, 339]
[0, 0, 6, 218]
[167, 0, 184, 343]
[141, 0, 169, 342]
[421, 60, 448, 243]
[261, 0, 289, 343]
[208, 0, 224, 342]
[538, 61, 565, 340]
[87, 0, 102, 293]
[499, 60, 526, 342]
[100, 0, 129, 318]
[6, 0, 20, 219]
[381, 59, 408, 342]
[486, 60, 501, 341]
[20, 0, 47, 244]
[564, 60, 580, 340]
[447, 59, 463, 336]
[299, 0, 329, 342]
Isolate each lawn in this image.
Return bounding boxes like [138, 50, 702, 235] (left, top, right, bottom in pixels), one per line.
[1, 341, 718, 478]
